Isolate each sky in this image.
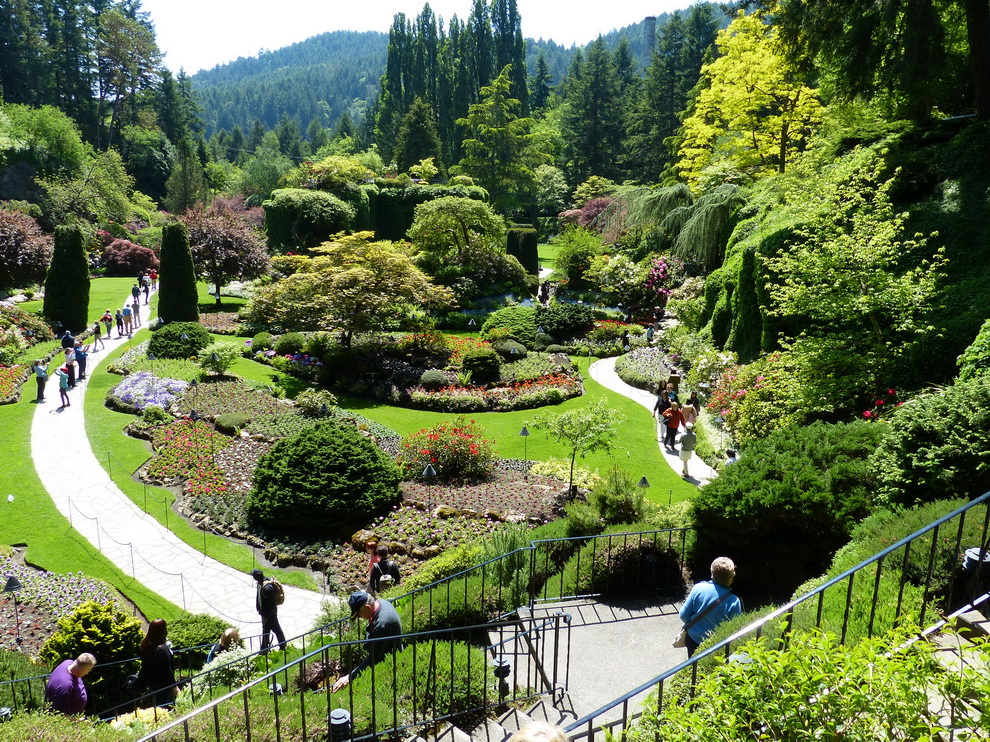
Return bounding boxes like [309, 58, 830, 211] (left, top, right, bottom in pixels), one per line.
[138, 0, 694, 75]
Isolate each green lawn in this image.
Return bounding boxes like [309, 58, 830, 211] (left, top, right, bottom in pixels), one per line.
[538, 241, 559, 270]
[19, 277, 144, 326]
[336, 357, 696, 505]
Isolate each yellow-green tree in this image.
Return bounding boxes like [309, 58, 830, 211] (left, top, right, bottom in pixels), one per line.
[677, 11, 821, 190]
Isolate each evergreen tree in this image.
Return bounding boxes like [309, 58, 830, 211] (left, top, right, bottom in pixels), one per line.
[492, 0, 529, 110]
[333, 111, 356, 139]
[274, 113, 304, 160]
[246, 118, 267, 153]
[561, 38, 625, 182]
[43, 224, 90, 332]
[453, 64, 549, 211]
[158, 221, 199, 323]
[164, 137, 209, 213]
[395, 97, 444, 173]
[228, 125, 246, 163]
[531, 51, 553, 110]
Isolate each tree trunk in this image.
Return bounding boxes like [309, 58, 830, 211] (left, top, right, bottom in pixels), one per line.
[965, 0, 990, 117]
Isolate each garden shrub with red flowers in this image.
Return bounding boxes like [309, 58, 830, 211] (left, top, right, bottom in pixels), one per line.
[398, 416, 495, 480]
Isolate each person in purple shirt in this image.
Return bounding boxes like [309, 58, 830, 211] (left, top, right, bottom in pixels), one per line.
[45, 653, 96, 715]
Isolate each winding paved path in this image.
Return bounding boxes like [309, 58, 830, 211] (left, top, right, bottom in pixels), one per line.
[30, 288, 327, 641]
[588, 357, 717, 485]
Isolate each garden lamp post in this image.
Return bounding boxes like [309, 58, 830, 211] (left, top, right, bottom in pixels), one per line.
[3, 575, 23, 646]
[55, 321, 62, 332]
[492, 656, 511, 699]
[519, 427, 530, 474]
[320, 403, 329, 416]
[423, 464, 436, 515]
[147, 352, 156, 375]
[638, 476, 650, 489]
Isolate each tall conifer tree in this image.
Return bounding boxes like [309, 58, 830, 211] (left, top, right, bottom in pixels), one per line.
[158, 222, 199, 323]
[43, 224, 90, 332]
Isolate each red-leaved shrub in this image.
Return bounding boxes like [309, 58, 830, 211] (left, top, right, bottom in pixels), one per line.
[102, 239, 159, 276]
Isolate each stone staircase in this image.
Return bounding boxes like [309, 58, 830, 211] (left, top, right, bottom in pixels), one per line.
[927, 609, 990, 740]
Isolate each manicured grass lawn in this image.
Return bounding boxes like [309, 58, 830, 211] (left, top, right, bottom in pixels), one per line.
[85, 334, 316, 591]
[19, 277, 143, 326]
[538, 241, 559, 270]
[337, 357, 697, 505]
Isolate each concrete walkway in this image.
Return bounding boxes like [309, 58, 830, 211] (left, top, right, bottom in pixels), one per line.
[588, 357, 717, 486]
[30, 288, 327, 640]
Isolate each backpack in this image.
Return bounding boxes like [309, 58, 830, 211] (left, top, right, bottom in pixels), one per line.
[377, 560, 400, 587]
[265, 578, 285, 606]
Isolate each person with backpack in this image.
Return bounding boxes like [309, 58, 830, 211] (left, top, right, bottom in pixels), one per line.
[370, 545, 401, 594]
[251, 569, 286, 653]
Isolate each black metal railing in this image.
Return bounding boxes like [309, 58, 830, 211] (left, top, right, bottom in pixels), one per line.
[136, 612, 571, 742]
[564, 491, 990, 741]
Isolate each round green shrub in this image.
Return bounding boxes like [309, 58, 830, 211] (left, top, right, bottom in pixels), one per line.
[303, 331, 336, 359]
[481, 305, 537, 346]
[536, 302, 595, 341]
[215, 412, 251, 435]
[420, 369, 447, 390]
[168, 613, 232, 671]
[251, 331, 274, 351]
[248, 420, 401, 535]
[295, 387, 338, 415]
[870, 376, 990, 507]
[461, 347, 501, 384]
[493, 339, 528, 360]
[148, 321, 211, 359]
[274, 332, 306, 355]
[534, 332, 553, 351]
[39, 601, 143, 711]
[546, 344, 570, 354]
[263, 188, 357, 250]
[958, 318, 990, 381]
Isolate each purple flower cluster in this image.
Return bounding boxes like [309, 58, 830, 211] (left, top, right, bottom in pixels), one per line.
[0, 556, 113, 617]
[111, 371, 189, 411]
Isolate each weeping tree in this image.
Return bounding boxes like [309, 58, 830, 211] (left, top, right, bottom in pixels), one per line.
[671, 184, 747, 272]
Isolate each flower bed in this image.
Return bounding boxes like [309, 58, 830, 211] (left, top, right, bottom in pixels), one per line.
[106, 371, 189, 413]
[171, 379, 288, 419]
[0, 364, 28, 404]
[0, 554, 113, 653]
[615, 346, 678, 391]
[198, 312, 242, 335]
[146, 419, 234, 484]
[408, 373, 582, 412]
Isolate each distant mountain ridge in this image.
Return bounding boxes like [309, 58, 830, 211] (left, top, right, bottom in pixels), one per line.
[190, 17, 670, 138]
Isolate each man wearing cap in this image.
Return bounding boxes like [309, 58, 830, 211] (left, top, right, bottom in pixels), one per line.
[45, 653, 97, 715]
[332, 590, 402, 692]
[251, 569, 286, 652]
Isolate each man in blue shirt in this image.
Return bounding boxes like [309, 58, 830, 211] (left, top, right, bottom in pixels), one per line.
[679, 557, 743, 657]
[332, 590, 402, 692]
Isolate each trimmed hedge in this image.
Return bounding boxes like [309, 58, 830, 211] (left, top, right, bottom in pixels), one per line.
[158, 222, 199, 323]
[263, 188, 356, 250]
[460, 347, 501, 383]
[148, 321, 211, 359]
[371, 183, 489, 241]
[248, 421, 401, 535]
[481, 306, 537, 346]
[43, 224, 90, 332]
[507, 225, 539, 274]
[535, 302, 594, 342]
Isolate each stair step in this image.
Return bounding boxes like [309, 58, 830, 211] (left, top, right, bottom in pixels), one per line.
[932, 634, 990, 675]
[434, 723, 474, 742]
[468, 717, 512, 742]
[497, 706, 537, 736]
[955, 610, 990, 640]
[523, 696, 578, 728]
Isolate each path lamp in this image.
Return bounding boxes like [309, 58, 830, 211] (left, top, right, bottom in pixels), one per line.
[320, 403, 329, 417]
[147, 352, 156, 375]
[3, 576, 23, 646]
[519, 426, 530, 474]
[492, 656, 511, 699]
[329, 708, 352, 741]
[638, 476, 650, 489]
[423, 464, 436, 515]
[55, 321, 62, 332]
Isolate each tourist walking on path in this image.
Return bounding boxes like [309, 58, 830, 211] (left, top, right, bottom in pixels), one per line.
[131, 283, 141, 304]
[131, 300, 142, 328]
[63, 346, 76, 389]
[54, 365, 70, 407]
[122, 304, 133, 335]
[45, 653, 96, 715]
[662, 402, 684, 449]
[679, 423, 697, 478]
[33, 359, 48, 403]
[114, 309, 124, 337]
[138, 619, 177, 707]
[332, 590, 402, 692]
[60, 330, 75, 350]
[653, 389, 671, 420]
[678, 557, 743, 657]
[252, 569, 287, 653]
[91, 321, 105, 351]
[101, 309, 113, 337]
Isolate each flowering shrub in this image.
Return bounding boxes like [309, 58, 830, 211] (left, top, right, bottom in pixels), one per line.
[109, 371, 189, 412]
[147, 419, 233, 487]
[409, 374, 581, 412]
[398, 417, 495, 480]
[861, 388, 902, 421]
[644, 256, 684, 305]
[198, 312, 241, 335]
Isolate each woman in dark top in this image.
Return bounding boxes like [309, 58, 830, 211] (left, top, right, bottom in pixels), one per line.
[138, 618, 176, 707]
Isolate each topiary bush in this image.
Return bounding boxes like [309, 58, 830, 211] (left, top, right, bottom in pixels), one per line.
[38, 601, 143, 712]
[168, 613, 232, 672]
[692, 420, 889, 601]
[461, 347, 501, 384]
[274, 332, 306, 355]
[251, 331, 274, 351]
[158, 221, 199, 323]
[419, 369, 447, 390]
[215, 412, 251, 435]
[545, 344, 570, 354]
[481, 305, 537, 346]
[43, 223, 90, 332]
[506, 225, 539, 274]
[148, 321, 211, 359]
[492, 339, 528, 360]
[536, 302, 595, 342]
[248, 420, 401, 535]
[870, 376, 990, 507]
[263, 188, 356, 250]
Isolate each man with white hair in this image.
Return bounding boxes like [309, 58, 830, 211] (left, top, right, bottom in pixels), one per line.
[678, 557, 743, 657]
[679, 422, 697, 477]
[45, 652, 97, 715]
